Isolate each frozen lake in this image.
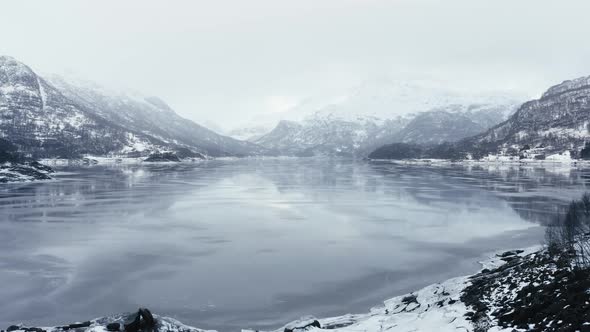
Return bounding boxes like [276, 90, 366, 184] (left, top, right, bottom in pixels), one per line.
[0, 159, 588, 331]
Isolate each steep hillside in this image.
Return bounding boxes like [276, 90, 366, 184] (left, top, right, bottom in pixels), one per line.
[0, 56, 148, 158]
[370, 75, 590, 160]
[461, 76, 590, 159]
[0, 56, 268, 159]
[48, 75, 268, 157]
[390, 111, 486, 145]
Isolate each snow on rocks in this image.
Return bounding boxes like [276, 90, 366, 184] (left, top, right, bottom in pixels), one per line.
[4, 309, 214, 332]
[370, 155, 590, 167]
[0, 161, 53, 183]
[38, 154, 208, 166]
[5, 247, 588, 332]
[255, 247, 571, 332]
[462, 248, 590, 332]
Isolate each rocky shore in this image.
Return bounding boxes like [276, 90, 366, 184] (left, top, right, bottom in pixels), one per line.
[0, 161, 54, 183]
[6, 246, 588, 332]
[462, 249, 590, 332]
[2, 309, 213, 332]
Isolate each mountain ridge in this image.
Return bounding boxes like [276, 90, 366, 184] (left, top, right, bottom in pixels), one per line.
[252, 104, 519, 157]
[0, 56, 269, 159]
[369, 74, 590, 160]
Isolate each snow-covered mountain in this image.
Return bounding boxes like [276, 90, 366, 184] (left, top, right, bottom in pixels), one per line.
[247, 78, 522, 157]
[46, 74, 269, 157]
[231, 78, 521, 138]
[0, 56, 268, 158]
[459, 75, 590, 158]
[226, 125, 272, 142]
[256, 108, 517, 158]
[390, 111, 486, 145]
[370, 75, 590, 160]
[305, 77, 520, 121]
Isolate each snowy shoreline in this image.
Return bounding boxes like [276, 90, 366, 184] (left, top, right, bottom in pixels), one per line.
[39, 155, 590, 167]
[0, 161, 54, 183]
[4, 246, 553, 332]
[37, 155, 308, 166]
[6, 154, 589, 185]
[370, 157, 590, 167]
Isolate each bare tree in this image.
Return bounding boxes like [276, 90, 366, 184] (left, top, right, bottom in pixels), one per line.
[545, 193, 590, 267]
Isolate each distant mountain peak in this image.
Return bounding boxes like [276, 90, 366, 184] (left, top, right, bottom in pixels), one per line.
[245, 78, 522, 157]
[0, 55, 23, 66]
[0, 55, 39, 89]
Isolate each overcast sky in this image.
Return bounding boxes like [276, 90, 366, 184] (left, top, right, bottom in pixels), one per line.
[2, 0, 590, 130]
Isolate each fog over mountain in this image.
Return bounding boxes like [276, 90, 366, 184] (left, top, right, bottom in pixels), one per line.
[369, 74, 590, 161]
[3, 0, 590, 131]
[234, 78, 522, 157]
[0, 56, 269, 158]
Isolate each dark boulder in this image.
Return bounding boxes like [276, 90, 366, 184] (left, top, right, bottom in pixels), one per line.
[283, 318, 321, 332]
[106, 323, 120, 331]
[401, 294, 418, 305]
[124, 308, 157, 332]
[68, 322, 91, 329]
[0, 164, 52, 182]
[138, 309, 155, 329]
[497, 250, 524, 258]
[26, 161, 54, 173]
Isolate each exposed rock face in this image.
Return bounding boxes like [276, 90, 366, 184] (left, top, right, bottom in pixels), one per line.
[0, 56, 269, 159]
[106, 323, 120, 332]
[282, 318, 321, 332]
[542, 76, 590, 98]
[124, 308, 156, 332]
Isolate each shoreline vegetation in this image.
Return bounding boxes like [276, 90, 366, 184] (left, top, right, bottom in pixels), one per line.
[5, 194, 590, 332]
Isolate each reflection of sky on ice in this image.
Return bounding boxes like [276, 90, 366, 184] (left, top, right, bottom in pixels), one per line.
[0, 159, 588, 331]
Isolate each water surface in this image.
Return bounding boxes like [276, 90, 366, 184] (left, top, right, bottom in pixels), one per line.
[0, 159, 588, 331]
